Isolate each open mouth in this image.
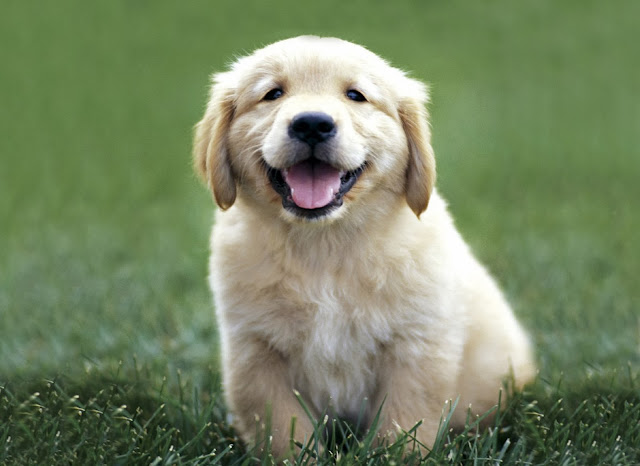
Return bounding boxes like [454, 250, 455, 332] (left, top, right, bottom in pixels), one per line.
[266, 158, 366, 219]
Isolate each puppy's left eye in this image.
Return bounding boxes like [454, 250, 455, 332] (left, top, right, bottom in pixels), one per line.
[346, 89, 367, 102]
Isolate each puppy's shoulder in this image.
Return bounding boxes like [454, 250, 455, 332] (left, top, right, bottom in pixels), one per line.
[406, 189, 478, 276]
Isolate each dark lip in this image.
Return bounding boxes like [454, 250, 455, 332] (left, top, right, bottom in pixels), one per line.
[265, 158, 366, 219]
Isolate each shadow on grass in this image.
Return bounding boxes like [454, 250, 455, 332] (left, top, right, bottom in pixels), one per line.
[1, 367, 638, 465]
[0, 370, 244, 465]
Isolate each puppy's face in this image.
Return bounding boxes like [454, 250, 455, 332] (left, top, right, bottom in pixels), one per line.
[194, 36, 436, 223]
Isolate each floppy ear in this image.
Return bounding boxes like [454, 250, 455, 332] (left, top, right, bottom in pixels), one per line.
[398, 81, 436, 217]
[193, 72, 236, 210]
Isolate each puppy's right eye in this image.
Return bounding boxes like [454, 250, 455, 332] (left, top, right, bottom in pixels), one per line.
[263, 88, 284, 101]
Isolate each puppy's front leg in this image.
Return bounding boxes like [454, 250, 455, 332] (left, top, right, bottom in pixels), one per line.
[373, 355, 456, 453]
[224, 337, 317, 459]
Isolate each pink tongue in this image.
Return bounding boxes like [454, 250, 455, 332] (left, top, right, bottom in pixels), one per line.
[283, 159, 342, 209]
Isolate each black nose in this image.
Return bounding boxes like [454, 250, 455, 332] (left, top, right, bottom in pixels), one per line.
[288, 112, 336, 146]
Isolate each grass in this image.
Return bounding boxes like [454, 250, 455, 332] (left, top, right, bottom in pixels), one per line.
[1, 0, 639, 463]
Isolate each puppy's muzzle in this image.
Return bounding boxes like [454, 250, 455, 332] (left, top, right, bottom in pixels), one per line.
[265, 111, 365, 219]
[288, 112, 336, 147]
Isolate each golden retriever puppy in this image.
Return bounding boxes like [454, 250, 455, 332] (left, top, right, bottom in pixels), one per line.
[193, 36, 535, 459]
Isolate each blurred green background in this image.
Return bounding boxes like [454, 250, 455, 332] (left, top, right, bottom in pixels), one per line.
[1, 0, 638, 390]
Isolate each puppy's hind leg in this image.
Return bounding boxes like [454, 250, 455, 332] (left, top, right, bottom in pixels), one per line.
[452, 282, 536, 428]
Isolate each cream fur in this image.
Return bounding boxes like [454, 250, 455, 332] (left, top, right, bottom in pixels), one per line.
[193, 36, 536, 459]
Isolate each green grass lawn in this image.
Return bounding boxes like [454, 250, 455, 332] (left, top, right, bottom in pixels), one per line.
[1, 0, 639, 463]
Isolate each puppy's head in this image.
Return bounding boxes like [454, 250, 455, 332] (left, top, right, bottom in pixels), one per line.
[194, 36, 435, 222]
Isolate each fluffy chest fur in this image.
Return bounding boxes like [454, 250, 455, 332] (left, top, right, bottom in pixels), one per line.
[210, 202, 458, 420]
[288, 281, 394, 420]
